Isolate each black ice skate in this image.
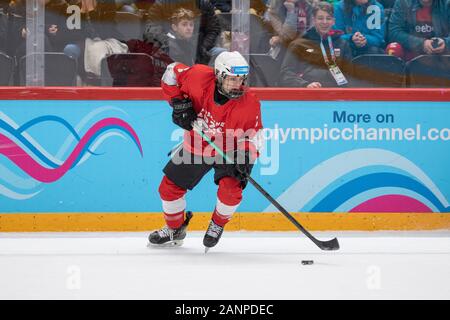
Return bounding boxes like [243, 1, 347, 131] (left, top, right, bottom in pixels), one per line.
[148, 211, 193, 247]
[203, 219, 224, 253]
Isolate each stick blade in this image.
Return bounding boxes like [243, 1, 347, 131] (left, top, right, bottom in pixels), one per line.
[317, 237, 340, 251]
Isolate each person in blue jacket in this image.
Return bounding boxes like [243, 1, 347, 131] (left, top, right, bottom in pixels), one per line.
[333, 0, 386, 57]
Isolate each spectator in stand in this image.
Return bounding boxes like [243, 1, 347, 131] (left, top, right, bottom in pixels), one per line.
[0, 3, 6, 53]
[143, 0, 221, 65]
[45, 0, 71, 52]
[4, 0, 57, 58]
[79, 0, 124, 40]
[167, 8, 197, 66]
[279, 1, 353, 87]
[23, 0, 123, 56]
[333, 0, 386, 57]
[387, 0, 449, 61]
[18, 0, 125, 60]
[211, 0, 231, 14]
[3, 0, 26, 58]
[11, 0, 69, 56]
[43, 0, 127, 83]
[265, 0, 314, 48]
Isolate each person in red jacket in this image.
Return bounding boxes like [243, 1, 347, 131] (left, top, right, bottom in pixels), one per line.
[148, 51, 264, 251]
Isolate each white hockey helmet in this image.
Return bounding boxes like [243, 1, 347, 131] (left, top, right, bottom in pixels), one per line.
[214, 51, 249, 99]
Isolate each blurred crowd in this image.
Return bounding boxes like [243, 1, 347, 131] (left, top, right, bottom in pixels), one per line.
[0, 0, 448, 87]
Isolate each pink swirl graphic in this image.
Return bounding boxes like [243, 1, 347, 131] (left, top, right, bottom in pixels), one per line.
[350, 195, 433, 213]
[0, 118, 142, 183]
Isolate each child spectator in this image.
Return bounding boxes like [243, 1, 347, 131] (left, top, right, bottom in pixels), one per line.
[333, 0, 386, 57]
[167, 8, 197, 66]
[279, 1, 353, 87]
[144, 0, 221, 65]
[387, 0, 449, 61]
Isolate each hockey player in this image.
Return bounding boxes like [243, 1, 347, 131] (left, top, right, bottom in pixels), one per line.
[148, 51, 263, 251]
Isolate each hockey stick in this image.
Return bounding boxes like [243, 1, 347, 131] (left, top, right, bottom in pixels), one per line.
[192, 122, 340, 251]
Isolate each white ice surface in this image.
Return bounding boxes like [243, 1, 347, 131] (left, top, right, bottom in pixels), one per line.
[0, 231, 449, 300]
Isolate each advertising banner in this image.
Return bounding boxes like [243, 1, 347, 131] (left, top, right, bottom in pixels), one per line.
[1, 99, 449, 214]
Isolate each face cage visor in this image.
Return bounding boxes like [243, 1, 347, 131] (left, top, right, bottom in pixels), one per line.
[217, 73, 249, 99]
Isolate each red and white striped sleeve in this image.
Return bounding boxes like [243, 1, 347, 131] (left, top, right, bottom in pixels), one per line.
[161, 62, 191, 103]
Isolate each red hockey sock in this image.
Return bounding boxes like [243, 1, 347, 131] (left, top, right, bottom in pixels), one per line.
[159, 175, 187, 229]
[212, 177, 243, 226]
[164, 211, 185, 229]
[212, 208, 232, 227]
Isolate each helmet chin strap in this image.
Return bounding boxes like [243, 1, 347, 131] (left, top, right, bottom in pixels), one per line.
[227, 88, 245, 99]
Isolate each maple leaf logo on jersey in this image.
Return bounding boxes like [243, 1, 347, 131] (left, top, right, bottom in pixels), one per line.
[197, 109, 225, 135]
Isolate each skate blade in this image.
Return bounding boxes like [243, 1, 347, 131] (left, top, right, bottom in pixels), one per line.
[204, 247, 210, 254]
[147, 240, 184, 248]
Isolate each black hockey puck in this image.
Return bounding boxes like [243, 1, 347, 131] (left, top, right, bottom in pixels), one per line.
[301, 260, 314, 265]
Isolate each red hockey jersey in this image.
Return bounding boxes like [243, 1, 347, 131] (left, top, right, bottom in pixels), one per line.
[161, 63, 263, 158]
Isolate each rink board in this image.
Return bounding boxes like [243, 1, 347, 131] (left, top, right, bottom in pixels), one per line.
[0, 88, 449, 231]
